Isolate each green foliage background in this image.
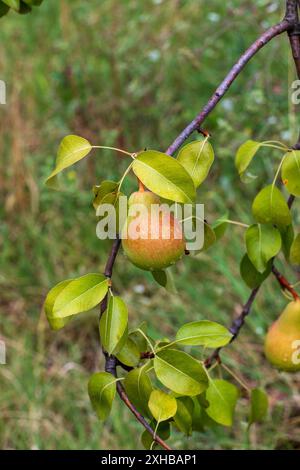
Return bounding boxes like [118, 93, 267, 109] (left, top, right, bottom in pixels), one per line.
[0, 0, 299, 449]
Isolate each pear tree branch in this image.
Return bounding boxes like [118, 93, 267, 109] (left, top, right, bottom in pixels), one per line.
[98, 0, 300, 448]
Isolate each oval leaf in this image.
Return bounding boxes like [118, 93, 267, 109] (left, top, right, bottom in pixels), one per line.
[177, 139, 214, 188]
[235, 140, 261, 176]
[249, 388, 268, 426]
[290, 233, 300, 265]
[173, 396, 194, 436]
[245, 224, 281, 273]
[252, 185, 291, 227]
[240, 254, 272, 289]
[148, 390, 177, 422]
[50, 274, 108, 319]
[88, 372, 117, 421]
[115, 337, 140, 367]
[124, 365, 153, 418]
[99, 296, 128, 355]
[281, 150, 300, 196]
[44, 279, 72, 330]
[176, 320, 232, 348]
[206, 379, 239, 426]
[132, 150, 196, 203]
[45, 135, 92, 188]
[154, 349, 208, 396]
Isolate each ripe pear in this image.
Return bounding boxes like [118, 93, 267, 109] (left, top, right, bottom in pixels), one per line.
[122, 189, 185, 271]
[264, 300, 300, 372]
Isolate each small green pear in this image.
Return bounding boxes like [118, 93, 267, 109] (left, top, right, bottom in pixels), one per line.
[264, 300, 300, 372]
[121, 189, 185, 271]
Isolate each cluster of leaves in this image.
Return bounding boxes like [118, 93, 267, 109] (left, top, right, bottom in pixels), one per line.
[0, 0, 43, 17]
[43, 134, 271, 448]
[44, 270, 268, 448]
[235, 140, 300, 290]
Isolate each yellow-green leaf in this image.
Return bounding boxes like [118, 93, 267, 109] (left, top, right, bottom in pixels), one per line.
[154, 349, 208, 396]
[281, 150, 300, 196]
[124, 365, 153, 418]
[88, 372, 117, 421]
[132, 150, 196, 203]
[235, 140, 261, 176]
[44, 279, 72, 330]
[45, 135, 92, 188]
[245, 224, 281, 273]
[177, 139, 214, 188]
[50, 274, 108, 319]
[252, 185, 291, 227]
[206, 379, 239, 426]
[249, 388, 268, 426]
[148, 390, 177, 422]
[176, 320, 232, 348]
[99, 296, 128, 355]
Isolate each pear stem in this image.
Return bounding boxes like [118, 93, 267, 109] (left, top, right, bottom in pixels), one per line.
[138, 179, 146, 192]
[271, 265, 300, 301]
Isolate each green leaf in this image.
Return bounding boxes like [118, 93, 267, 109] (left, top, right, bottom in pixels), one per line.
[154, 349, 208, 396]
[45, 135, 92, 188]
[176, 320, 232, 348]
[177, 139, 214, 188]
[129, 322, 148, 352]
[245, 224, 281, 273]
[48, 274, 108, 319]
[141, 420, 170, 450]
[88, 372, 117, 421]
[93, 180, 119, 210]
[206, 379, 239, 426]
[148, 390, 177, 422]
[240, 254, 272, 289]
[235, 140, 261, 176]
[212, 213, 229, 241]
[281, 150, 300, 196]
[99, 296, 128, 355]
[280, 224, 294, 262]
[252, 185, 291, 227]
[191, 397, 205, 432]
[132, 150, 196, 203]
[249, 388, 268, 426]
[2, 0, 19, 10]
[173, 396, 194, 436]
[44, 279, 72, 330]
[115, 337, 140, 367]
[124, 365, 153, 418]
[19, 1, 31, 13]
[290, 233, 300, 265]
[0, 1, 10, 15]
[152, 269, 177, 294]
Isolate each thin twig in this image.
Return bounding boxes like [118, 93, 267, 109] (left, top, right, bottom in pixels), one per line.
[166, 18, 293, 155]
[105, 354, 171, 450]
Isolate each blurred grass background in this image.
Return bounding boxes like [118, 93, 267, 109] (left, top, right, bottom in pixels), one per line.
[0, 0, 300, 450]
